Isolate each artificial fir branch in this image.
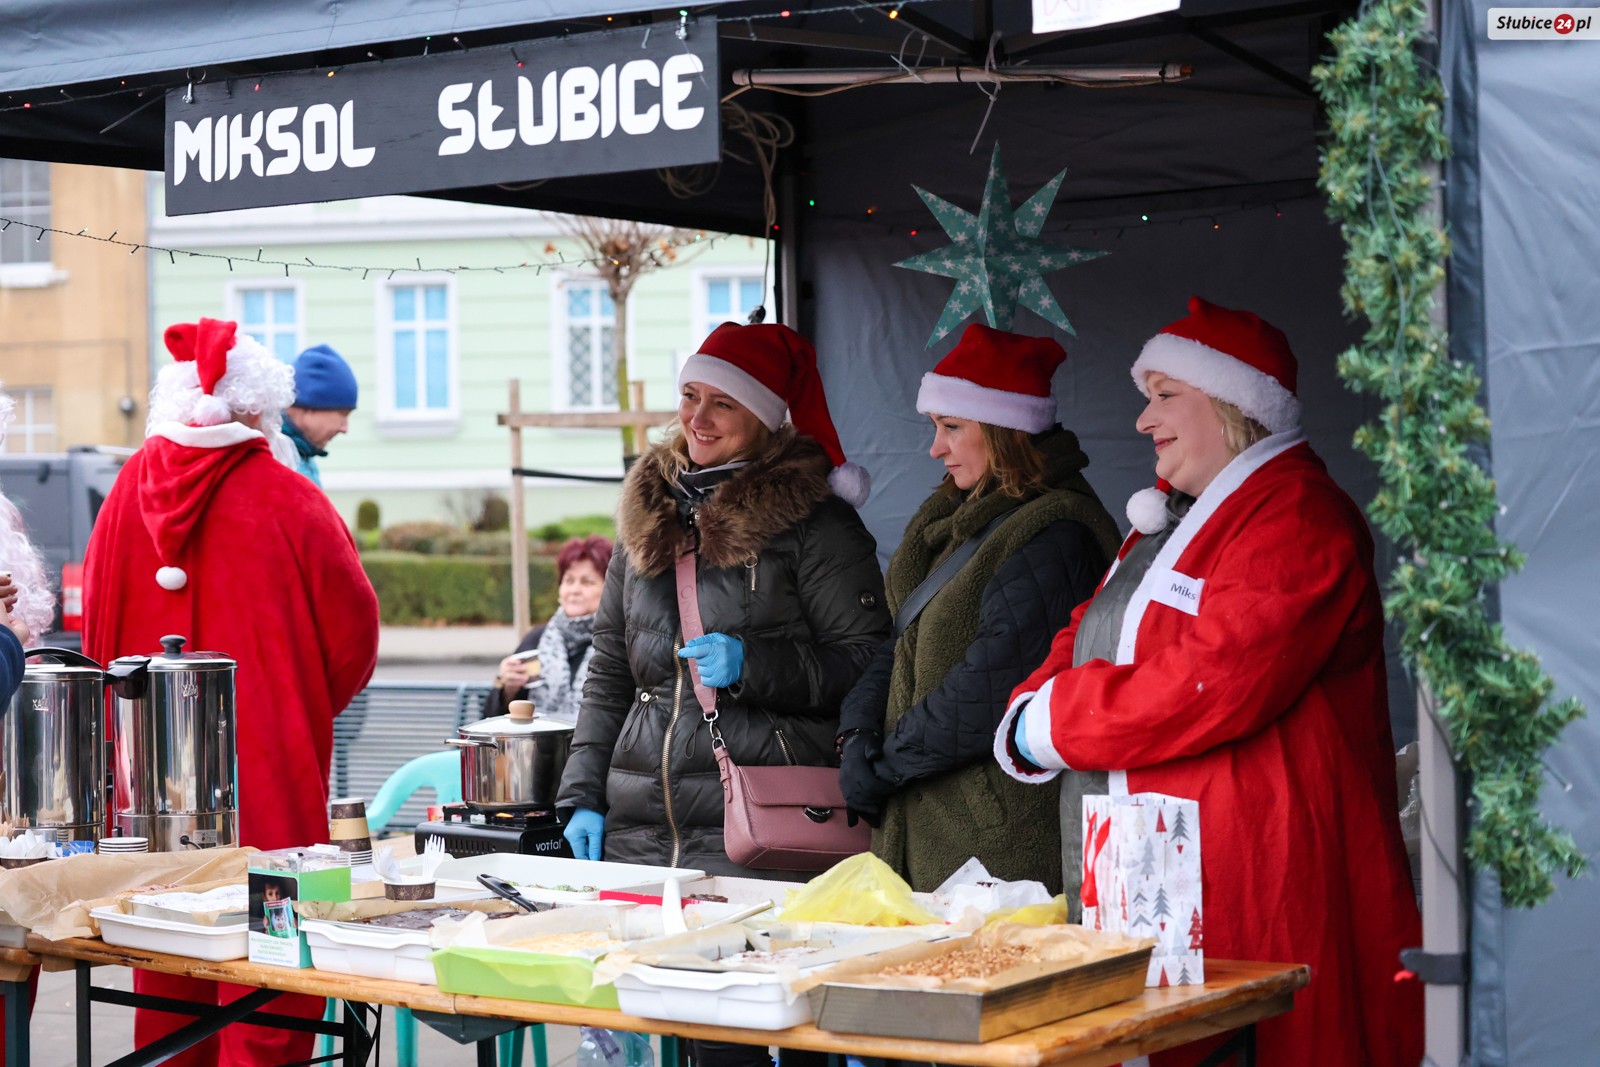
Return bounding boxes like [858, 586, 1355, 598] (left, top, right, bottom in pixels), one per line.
[1313, 0, 1585, 907]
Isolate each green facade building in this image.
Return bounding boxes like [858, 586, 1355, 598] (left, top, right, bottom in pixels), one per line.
[149, 182, 768, 528]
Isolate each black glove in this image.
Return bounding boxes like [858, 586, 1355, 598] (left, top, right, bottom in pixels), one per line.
[838, 731, 894, 828]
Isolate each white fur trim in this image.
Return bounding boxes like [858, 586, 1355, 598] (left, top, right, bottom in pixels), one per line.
[994, 685, 1063, 782]
[156, 566, 188, 591]
[1102, 433, 1303, 800]
[828, 461, 871, 507]
[916, 373, 1056, 433]
[1114, 429, 1306, 668]
[190, 394, 233, 427]
[148, 421, 265, 448]
[1126, 486, 1171, 535]
[678, 353, 787, 430]
[1131, 333, 1301, 434]
[1020, 676, 1070, 770]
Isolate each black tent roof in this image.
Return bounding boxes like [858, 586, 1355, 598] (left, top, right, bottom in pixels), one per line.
[0, 0, 1350, 235]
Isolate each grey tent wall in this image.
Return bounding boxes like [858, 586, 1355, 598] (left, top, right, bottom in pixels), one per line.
[1459, 3, 1600, 1064]
[790, 81, 1415, 745]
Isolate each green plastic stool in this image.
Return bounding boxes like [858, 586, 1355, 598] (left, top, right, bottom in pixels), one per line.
[496, 1024, 550, 1067]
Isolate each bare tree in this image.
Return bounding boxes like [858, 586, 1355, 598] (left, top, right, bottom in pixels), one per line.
[546, 215, 714, 455]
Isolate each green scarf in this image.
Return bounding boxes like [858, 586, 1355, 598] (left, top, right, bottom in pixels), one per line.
[872, 429, 1122, 892]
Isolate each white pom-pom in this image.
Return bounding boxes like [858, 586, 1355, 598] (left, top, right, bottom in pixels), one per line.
[1126, 486, 1171, 535]
[828, 461, 871, 507]
[155, 566, 188, 591]
[190, 394, 232, 427]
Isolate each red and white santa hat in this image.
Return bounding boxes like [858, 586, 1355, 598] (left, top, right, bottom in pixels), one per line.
[154, 317, 294, 430]
[148, 317, 295, 591]
[1124, 297, 1300, 534]
[678, 322, 870, 506]
[916, 323, 1065, 433]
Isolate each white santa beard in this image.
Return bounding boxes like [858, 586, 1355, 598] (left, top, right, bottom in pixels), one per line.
[0, 492, 56, 642]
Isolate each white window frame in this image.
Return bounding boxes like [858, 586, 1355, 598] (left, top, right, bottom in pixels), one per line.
[0, 387, 56, 453]
[549, 273, 631, 413]
[374, 273, 459, 434]
[225, 279, 306, 363]
[688, 268, 771, 363]
[0, 160, 66, 288]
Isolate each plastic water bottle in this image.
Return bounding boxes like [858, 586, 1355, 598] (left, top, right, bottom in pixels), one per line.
[577, 1027, 654, 1067]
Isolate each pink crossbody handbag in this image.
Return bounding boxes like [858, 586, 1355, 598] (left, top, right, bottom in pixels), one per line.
[675, 551, 870, 871]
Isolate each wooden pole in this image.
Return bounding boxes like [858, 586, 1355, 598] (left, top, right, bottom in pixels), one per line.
[628, 380, 649, 456]
[508, 379, 530, 638]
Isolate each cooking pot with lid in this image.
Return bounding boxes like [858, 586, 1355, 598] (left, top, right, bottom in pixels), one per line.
[446, 700, 572, 809]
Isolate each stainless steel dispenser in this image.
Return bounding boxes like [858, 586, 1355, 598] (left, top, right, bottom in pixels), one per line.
[107, 634, 238, 851]
[0, 648, 106, 841]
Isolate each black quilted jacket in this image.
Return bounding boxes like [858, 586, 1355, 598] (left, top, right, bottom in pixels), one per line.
[556, 429, 890, 875]
[840, 521, 1108, 782]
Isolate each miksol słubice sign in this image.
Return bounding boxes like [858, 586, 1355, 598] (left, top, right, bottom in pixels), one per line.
[164, 27, 720, 215]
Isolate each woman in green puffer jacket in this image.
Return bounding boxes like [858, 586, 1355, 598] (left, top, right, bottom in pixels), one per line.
[837, 323, 1122, 896]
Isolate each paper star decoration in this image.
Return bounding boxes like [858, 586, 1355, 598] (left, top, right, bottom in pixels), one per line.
[895, 144, 1107, 347]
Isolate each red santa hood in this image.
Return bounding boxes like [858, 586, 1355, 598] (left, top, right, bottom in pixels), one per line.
[137, 426, 269, 590]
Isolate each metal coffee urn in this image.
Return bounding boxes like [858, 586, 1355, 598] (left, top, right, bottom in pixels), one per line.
[0, 648, 106, 842]
[107, 634, 238, 851]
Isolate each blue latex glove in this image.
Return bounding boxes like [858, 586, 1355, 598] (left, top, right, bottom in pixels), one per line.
[564, 807, 605, 861]
[678, 633, 744, 687]
[1013, 708, 1042, 767]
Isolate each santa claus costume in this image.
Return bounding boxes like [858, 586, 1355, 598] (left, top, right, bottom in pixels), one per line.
[995, 298, 1422, 1067]
[84, 318, 379, 1067]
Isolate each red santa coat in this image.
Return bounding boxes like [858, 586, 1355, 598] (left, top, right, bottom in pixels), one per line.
[996, 435, 1422, 1067]
[84, 422, 378, 1067]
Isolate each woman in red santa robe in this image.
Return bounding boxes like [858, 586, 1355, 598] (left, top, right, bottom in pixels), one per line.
[995, 297, 1422, 1067]
[84, 318, 379, 1067]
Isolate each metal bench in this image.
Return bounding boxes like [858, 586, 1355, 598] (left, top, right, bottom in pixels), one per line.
[328, 682, 493, 832]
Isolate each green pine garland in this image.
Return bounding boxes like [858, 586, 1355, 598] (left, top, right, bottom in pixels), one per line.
[1313, 0, 1585, 907]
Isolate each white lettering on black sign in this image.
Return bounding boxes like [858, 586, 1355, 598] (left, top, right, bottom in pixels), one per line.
[165, 28, 719, 215]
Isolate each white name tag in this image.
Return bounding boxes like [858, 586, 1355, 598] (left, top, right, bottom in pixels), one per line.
[1149, 569, 1204, 616]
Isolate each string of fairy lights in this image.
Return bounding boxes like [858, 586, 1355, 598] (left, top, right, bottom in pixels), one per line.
[0, 192, 1303, 281]
[0, 1, 956, 116]
[0, 214, 732, 278]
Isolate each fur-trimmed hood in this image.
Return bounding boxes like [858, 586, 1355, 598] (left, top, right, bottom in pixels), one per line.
[617, 428, 836, 576]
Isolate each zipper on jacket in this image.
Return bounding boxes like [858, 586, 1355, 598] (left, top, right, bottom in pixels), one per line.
[660, 638, 687, 868]
[773, 726, 797, 766]
[745, 555, 758, 592]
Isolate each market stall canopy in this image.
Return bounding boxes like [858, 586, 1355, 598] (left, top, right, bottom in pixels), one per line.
[0, 0, 1352, 234]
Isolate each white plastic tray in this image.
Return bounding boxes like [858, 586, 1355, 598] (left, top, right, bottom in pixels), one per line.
[91, 906, 248, 962]
[614, 964, 813, 1029]
[301, 919, 437, 985]
[434, 855, 705, 905]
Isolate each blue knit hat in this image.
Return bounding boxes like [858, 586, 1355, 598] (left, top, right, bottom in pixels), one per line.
[293, 344, 359, 410]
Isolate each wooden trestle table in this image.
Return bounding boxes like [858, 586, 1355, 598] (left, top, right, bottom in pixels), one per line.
[3, 938, 1307, 1067]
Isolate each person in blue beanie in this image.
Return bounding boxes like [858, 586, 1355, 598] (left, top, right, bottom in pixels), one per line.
[283, 343, 359, 486]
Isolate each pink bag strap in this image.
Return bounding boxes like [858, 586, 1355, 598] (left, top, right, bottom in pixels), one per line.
[674, 551, 720, 725]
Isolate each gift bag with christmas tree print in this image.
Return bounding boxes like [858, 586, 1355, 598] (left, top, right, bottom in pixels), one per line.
[1081, 791, 1203, 986]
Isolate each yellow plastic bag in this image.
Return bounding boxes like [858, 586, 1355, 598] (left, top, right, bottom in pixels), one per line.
[980, 893, 1069, 930]
[781, 853, 942, 926]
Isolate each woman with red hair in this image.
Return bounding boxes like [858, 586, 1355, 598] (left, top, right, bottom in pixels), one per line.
[486, 534, 614, 721]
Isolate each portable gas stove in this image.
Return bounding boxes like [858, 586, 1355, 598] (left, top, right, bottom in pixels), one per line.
[413, 802, 570, 858]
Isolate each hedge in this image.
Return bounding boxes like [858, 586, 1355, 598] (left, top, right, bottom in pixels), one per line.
[362, 551, 558, 626]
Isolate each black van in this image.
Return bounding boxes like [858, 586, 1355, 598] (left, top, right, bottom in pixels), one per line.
[0, 446, 129, 650]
